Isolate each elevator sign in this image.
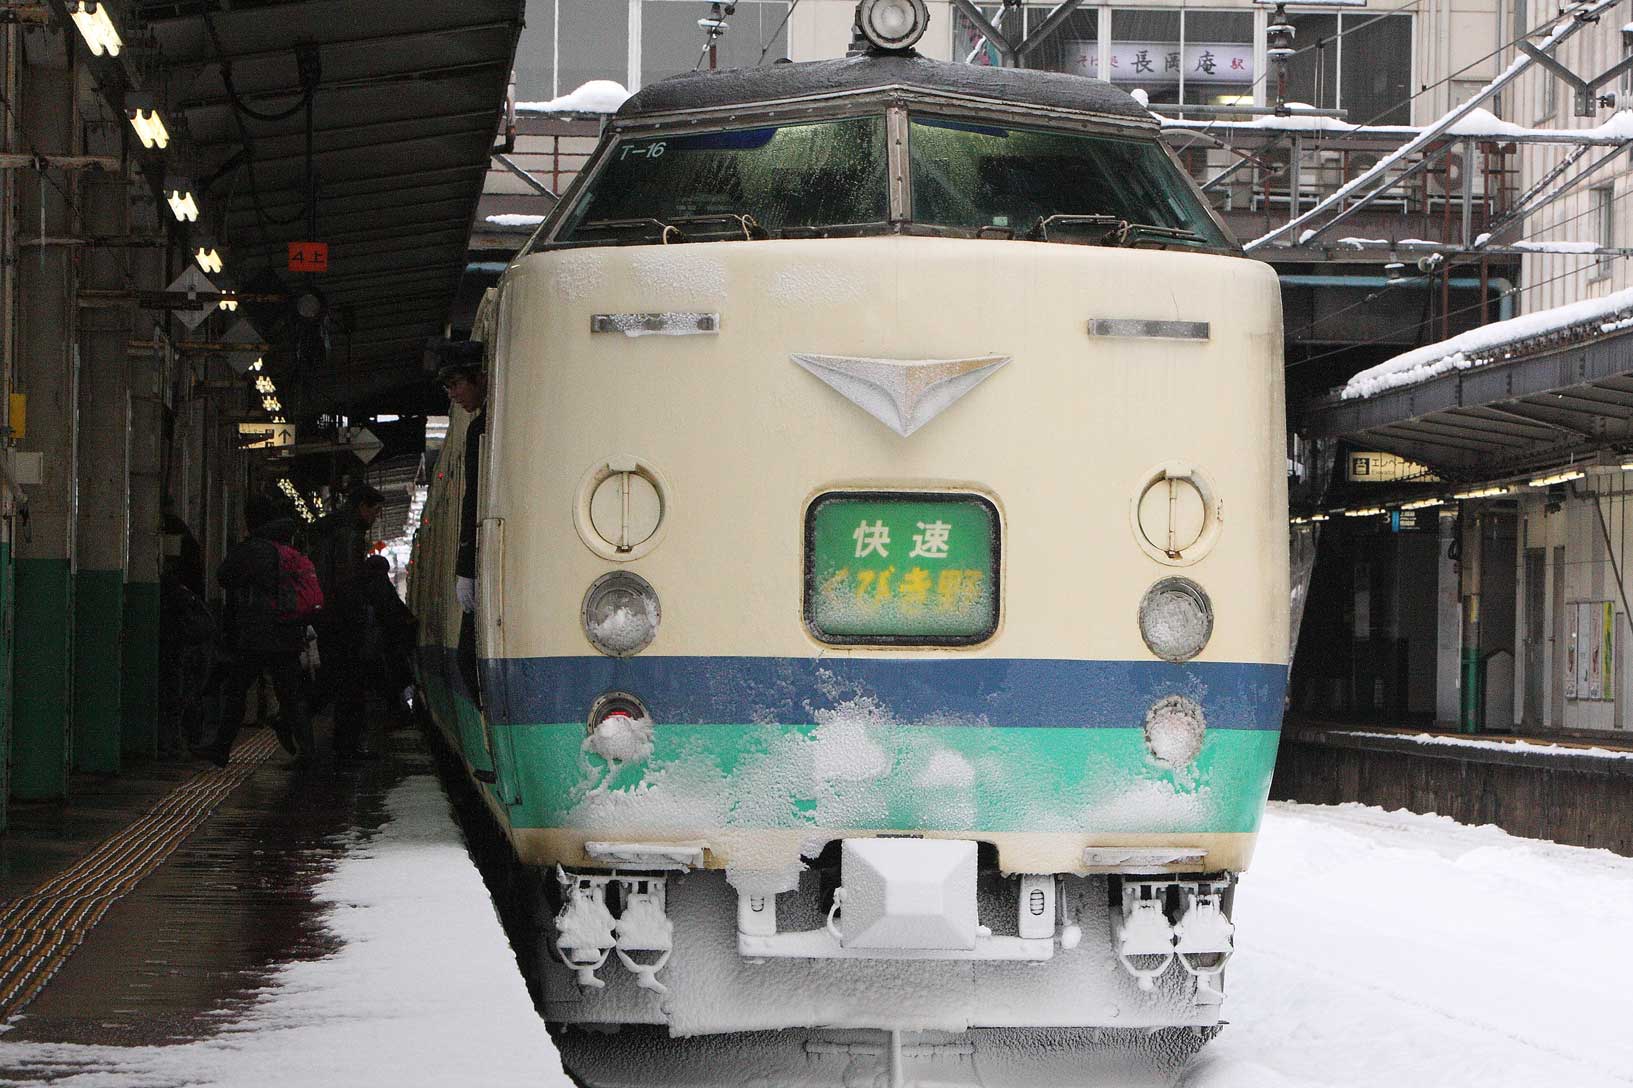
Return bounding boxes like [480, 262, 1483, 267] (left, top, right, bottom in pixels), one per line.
[287, 242, 329, 273]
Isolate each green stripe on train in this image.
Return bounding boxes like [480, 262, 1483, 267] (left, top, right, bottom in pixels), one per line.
[439, 696, 1281, 835]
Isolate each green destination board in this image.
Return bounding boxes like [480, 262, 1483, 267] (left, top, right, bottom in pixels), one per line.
[805, 492, 1000, 645]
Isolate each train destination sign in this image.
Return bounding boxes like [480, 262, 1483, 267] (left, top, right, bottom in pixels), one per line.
[804, 492, 1000, 645]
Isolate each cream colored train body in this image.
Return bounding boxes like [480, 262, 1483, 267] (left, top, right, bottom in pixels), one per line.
[412, 39, 1287, 1082]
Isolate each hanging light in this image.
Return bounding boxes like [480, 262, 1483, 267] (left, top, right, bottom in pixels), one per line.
[70, 2, 123, 57]
[165, 177, 198, 222]
[218, 295, 239, 312]
[194, 245, 222, 274]
[248, 357, 263, 372]
[125, 93, 169, 149]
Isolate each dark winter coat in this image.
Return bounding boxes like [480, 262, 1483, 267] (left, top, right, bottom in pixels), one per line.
[218, 517, 307, 656]
[456, 409, 485, 579]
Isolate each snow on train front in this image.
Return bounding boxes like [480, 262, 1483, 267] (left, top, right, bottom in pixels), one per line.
[411, 9, 1287, 1084]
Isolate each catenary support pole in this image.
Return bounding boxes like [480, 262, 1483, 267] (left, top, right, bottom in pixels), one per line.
[72, 105, 130, 773]
[123, 233, 165, 760]
[12, 27, 80, 799]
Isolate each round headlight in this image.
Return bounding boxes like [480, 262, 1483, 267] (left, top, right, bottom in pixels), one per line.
[856, 0, 928, 50]
[1144, 695, 1206, 768]
[582, 572, 661, 657]
[1137, 577, 1213, 662]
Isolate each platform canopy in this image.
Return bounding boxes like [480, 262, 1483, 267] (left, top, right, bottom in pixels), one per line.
[131, 0, 524, 408]
[1302, 293, 1633, 479]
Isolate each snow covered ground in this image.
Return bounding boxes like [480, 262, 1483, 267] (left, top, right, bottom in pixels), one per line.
[3, 780, 1630, 1087]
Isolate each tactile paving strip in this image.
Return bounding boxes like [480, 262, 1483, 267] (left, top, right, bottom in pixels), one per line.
[0, 730, 280, 1019]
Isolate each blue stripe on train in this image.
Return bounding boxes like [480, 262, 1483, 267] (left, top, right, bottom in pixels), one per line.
[472, 655, 1287, 731]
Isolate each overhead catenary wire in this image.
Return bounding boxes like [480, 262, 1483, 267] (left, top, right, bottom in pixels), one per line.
[1287, 177, 1633, 343]
[1287, 247, 1630, 373]
[757, 0, 802, 65]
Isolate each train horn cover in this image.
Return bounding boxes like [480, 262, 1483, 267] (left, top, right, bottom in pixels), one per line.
[856, 0, 928, 51]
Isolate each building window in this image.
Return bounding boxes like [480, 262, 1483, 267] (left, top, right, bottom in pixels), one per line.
[1592, 185, 1615, 280]
[1278, 12, 1412, 124]
[513, 0, 791, 101]
[953, 4, 1097, 73]
[641, 1, 792, 88]
[1110, 10, 1256, 110]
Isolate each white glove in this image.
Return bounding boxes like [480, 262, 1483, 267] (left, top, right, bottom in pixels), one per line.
[457, 575, 478, 614]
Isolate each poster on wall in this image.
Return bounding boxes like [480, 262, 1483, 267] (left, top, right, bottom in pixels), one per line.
[1604, 602, 1616, 702]
[1565, 603, 1579, 699]
[1588, 602, 1605, 700]
[1577, 602, 1594, 699]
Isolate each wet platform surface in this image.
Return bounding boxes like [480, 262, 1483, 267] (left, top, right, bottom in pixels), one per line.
[0, 715, 427, 1052]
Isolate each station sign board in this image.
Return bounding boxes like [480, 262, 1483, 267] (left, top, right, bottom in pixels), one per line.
[287, 242, 329, 273]
[239, 421, 296, 449]
[1347, 451, 1439, 484]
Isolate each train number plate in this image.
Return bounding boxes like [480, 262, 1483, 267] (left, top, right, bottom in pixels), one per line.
[804, 491, 1000, 646]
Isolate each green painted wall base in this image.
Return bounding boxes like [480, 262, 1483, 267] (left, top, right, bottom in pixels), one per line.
[0, 540, 14, 829]
[73, 568, 124, 773]
[121, 580, 160, 759]
[12, 556, 73, 800]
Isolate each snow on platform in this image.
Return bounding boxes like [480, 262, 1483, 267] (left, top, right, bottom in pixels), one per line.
[4, 784, 1630, 1086]
[1186, 802, 1633, 1088]
[0, 775, 570, 1088]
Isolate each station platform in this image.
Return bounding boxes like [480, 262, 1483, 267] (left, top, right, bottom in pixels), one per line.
[1272, 719, 1633, 857]
[0, 702, 568, 1084]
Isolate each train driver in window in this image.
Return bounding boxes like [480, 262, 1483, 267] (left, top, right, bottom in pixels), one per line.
[439, 341, 488, 705]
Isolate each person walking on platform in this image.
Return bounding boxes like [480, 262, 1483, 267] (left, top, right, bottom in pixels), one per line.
[192, 496, 323, 768]
[309, 485, 386, 760]
[440, 343, 487, 708]
[331, 554, 417, 741]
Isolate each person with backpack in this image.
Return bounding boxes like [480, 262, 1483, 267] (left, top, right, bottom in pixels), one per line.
[191, 495, 323, 768]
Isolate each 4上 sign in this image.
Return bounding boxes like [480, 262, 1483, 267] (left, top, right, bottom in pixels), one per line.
[287, 241, 329, 273]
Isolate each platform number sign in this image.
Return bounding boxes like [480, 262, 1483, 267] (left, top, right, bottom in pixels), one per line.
[287, 241, 329, 273]
[804, 492, 999, 646]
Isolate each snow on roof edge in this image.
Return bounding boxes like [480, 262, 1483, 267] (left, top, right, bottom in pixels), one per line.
[1341, 285, 1633, 400]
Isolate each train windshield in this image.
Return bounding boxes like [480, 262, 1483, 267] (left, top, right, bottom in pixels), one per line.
[908, 116, 1230, 248]
[560, 116, 889, 242]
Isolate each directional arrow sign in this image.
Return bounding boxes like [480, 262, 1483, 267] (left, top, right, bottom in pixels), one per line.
[347, 426, 383, 464]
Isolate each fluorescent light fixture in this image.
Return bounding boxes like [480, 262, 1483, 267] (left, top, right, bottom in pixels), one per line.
[70, 2, 123, 57]
[1343, 506, 1386, 517]
[1401, 498, 1445, 510]
[126, 95, 169, 149]
[1528, 469, 1585, 487]
[1309, 513, 1330, 522]
[218, 296, 238, 312]
[1452, 484, 1510, 499]
[166, 183, 198, 223]
[194, 246, 222, 274]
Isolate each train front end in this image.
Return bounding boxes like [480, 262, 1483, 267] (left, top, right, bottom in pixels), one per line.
[415, 35, 1287, 1085]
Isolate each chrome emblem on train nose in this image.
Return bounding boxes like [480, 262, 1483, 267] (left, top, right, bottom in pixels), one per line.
[790, 353, 1010, 437]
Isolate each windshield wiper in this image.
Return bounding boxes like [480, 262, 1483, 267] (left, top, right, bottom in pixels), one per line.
[1122, 223, 1206, 247]
[1026, 214, 1206, 249]
[1025, 213, 1125, 243]
[576, 214, 767, 244]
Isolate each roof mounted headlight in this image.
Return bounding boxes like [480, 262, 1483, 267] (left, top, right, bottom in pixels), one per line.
[856, 0, 928, 51]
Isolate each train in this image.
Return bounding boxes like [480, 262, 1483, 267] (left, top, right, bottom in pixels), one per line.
[411, 4, 1288, 1084]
